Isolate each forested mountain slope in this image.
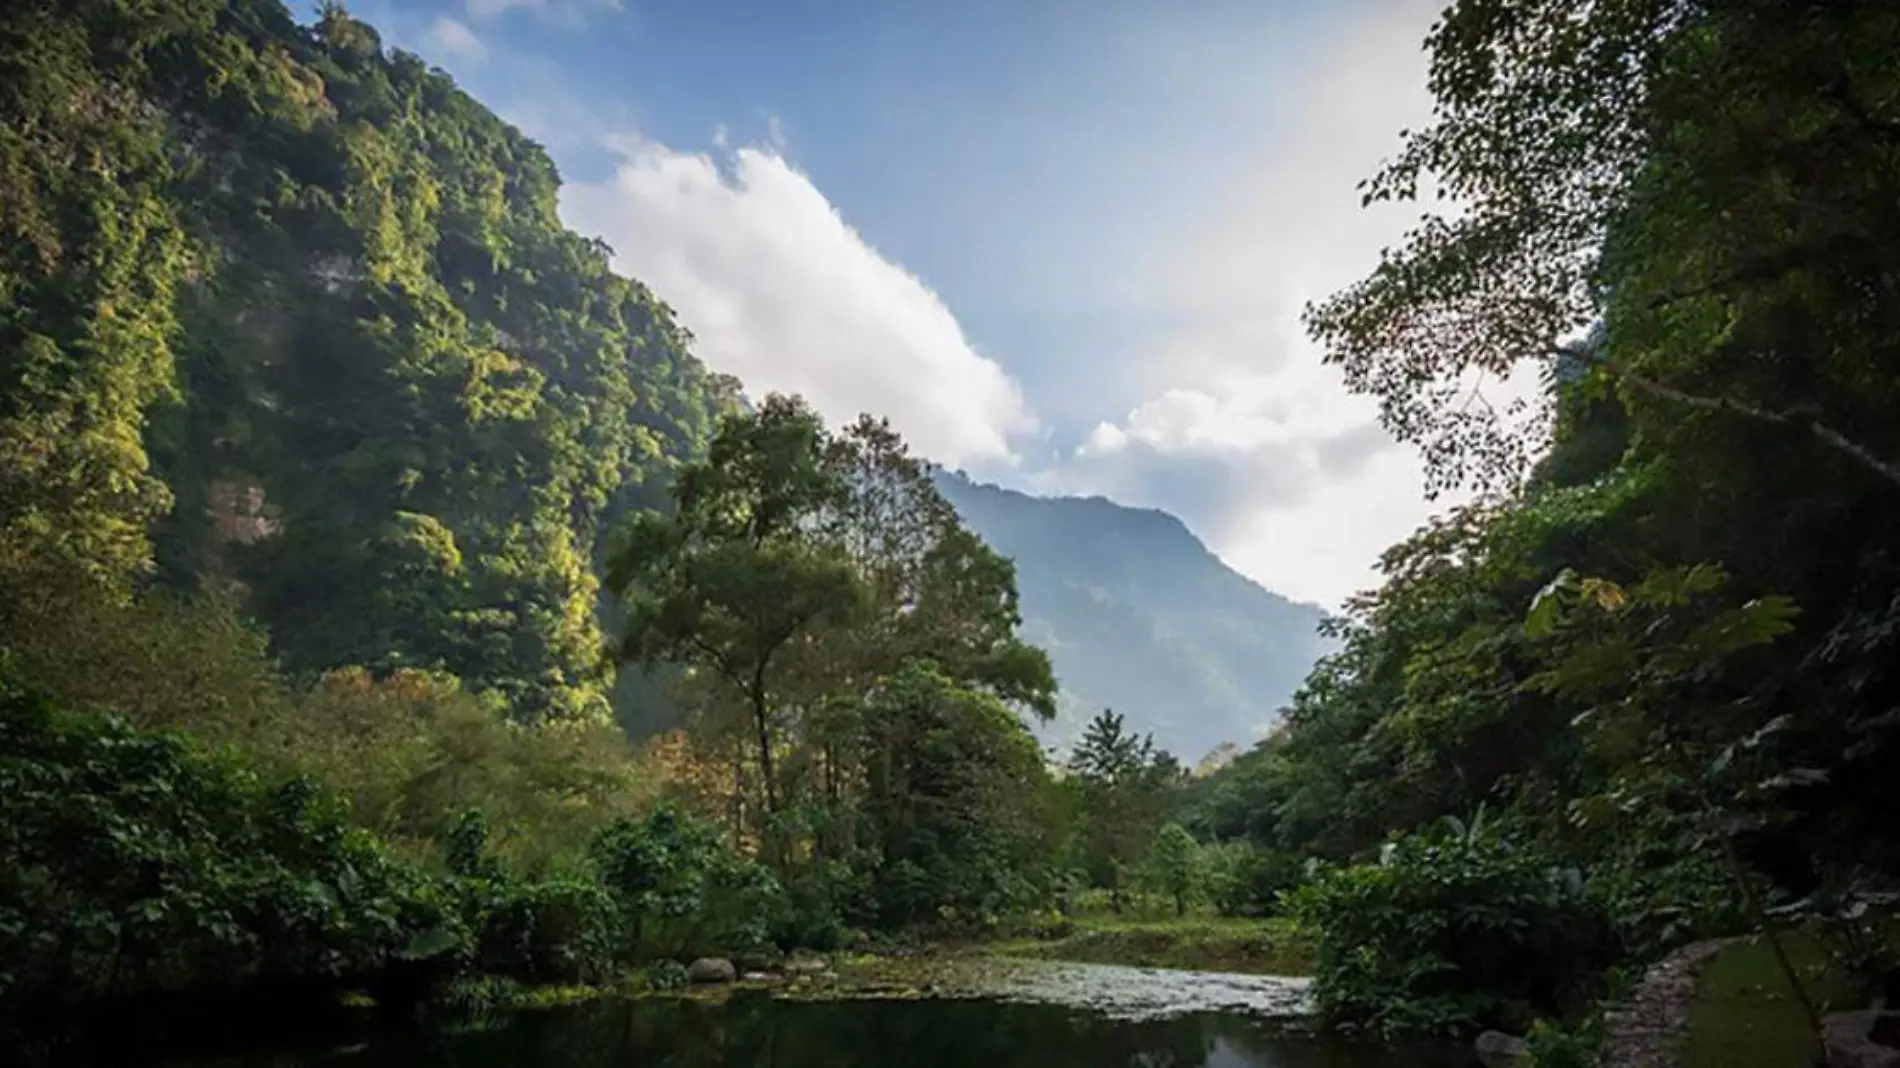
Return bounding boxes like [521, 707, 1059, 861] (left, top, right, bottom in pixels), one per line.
[0, 0, 734, 720]
[936, 473, 1333, 761]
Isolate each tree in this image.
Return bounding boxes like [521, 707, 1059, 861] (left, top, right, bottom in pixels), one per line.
[1304, 0, 1900, 496]
[608, 396, 865, 826]
[1145, 823, 1202, 916]
[1522, 563, 1821, 1043]
[852, 661, 1046, 924]
[1070, 710, 1184, 907]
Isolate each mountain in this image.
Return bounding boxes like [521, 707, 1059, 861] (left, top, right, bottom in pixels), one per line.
[934, 473, 1336, 763]
[0, 0, 731, 721]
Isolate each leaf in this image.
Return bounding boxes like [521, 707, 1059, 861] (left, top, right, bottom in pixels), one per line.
[1578, 577, 1629, 612]
[1760, 768, 1829, 790]
[399, 923, 461, 961]
[1680, 597, 1800, 660]
[1525, 569, 1577, 638]
[1743, 714, 1793, 749]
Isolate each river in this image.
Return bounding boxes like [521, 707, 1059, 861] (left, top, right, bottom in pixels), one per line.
[154, 961, 1478, 1068]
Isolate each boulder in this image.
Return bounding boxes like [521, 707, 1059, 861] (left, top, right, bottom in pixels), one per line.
[1824, 1011, 1900, 1068]
[785, 955, 829, 975]
[686, 957, 737, 984]
[1475, 1030, 1529, 1067]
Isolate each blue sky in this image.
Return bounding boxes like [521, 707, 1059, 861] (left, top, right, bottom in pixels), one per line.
[348, 0, 1452, 608]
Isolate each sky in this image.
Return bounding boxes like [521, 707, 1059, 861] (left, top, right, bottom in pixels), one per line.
[350, 0, 1452, 610]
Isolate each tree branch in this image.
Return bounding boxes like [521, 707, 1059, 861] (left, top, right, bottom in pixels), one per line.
[1554, 346, 1900, 490]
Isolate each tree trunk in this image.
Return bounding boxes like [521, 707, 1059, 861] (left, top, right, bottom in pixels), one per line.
[750, 679, 778, 815]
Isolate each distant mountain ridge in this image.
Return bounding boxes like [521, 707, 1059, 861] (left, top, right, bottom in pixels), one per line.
[934, 473, 1335, 762]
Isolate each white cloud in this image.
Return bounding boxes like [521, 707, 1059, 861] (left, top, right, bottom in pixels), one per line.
[1057, 0, 1458, 609]
[560, 136, 1037, 468]
[424, 16, 487, 64]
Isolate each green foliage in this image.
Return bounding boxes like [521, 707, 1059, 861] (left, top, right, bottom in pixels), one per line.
[642, 958, 689, 991]
[1201, 841, 1301, 919]
[472, 877, 619, 986]
[853, 662, 1047, 927]
[0, 0, 732, 721]
[1069, 711, 1185, 906]
[1142, 824, 1203, 917]
[1524, 1019, 1601, 1068]
[1287, 830, 1616, 1040]
[0, 664, 467, 1015]
[588, 806, 783, 958]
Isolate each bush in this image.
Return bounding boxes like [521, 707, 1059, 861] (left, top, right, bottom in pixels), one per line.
[280, 667, 647, 869]
[1587, 834, 1745, 958]
[1204, 841, 1303, 917]
[0, 666, 467, 1015]
[774, 857, 873, 952]
[1524, 1019, 1602, 1068]
[472, 877, 620, 985]
[643, 959, 688, 991]
[1287, 830, 1618, 1040]
[589, 806, 785, 959]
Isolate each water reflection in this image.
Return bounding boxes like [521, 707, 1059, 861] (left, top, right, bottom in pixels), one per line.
[245, 994, 1473, 1068]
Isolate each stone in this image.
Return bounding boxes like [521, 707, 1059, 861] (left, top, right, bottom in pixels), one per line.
[741, 971, 772, 983]
[686, 957, 736, 984]
[1475, 1030, 1530, 1067]
[1824, 1010, 1900, 1068]
[785, 955, 829, 974]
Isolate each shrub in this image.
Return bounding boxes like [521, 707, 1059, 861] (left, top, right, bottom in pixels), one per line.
[281, 667, 647, 868]
[1287, 830, 1618, 1040]
[1587, 832, 1745, 958]
[1524, 1019, 1602, 1068]
[0, 666, 466, 1015]
[1204, 841, 1303, 917]
[472, 877, 619, 985]
[589, 806, 785, 959]
[1140, 823, 1204, 916]
[643, 959, 688, 991]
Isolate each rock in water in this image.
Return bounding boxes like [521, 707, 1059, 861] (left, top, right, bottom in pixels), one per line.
[687, 957, 736, 983]
[1475, 1030, 1529, 1066]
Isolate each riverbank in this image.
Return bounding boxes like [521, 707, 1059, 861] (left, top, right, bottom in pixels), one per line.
[445, 915, 1316, 1016]
[984, 915, 1315, 976]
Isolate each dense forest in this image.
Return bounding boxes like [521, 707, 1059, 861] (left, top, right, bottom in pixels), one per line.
[1186, 0, 1900, 1045]
[0, 0, 1207, 1040]
[3, 0, 1899, 1063]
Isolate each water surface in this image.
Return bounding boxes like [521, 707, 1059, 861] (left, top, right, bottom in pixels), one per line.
[164, 962, 1476, 1068]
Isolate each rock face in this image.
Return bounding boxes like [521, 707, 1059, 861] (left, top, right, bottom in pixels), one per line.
[1475, 1030, 1529, 1066]
[1825, 1011, 1900, 1068]
[686, 957, 736, 983]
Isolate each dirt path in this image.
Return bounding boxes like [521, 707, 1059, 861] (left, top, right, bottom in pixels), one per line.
[1599, 938, 1737, 1068]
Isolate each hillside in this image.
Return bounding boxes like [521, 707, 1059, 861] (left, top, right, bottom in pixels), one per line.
[936, 473, 1334, 762]
[0, 0, 732, 721]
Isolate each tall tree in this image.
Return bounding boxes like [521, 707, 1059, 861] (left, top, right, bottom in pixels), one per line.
[608, 395, 865, 822]
[1304, 0, 1900, 496]
[1069, 710, 1183, 907]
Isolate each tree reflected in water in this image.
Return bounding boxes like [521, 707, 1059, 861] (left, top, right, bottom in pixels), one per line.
[293, 995, 1474, 1068]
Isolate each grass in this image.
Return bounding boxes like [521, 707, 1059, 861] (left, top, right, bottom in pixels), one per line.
[1679, 930, 1866, 1068]
[986, 912, 1315, 976]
